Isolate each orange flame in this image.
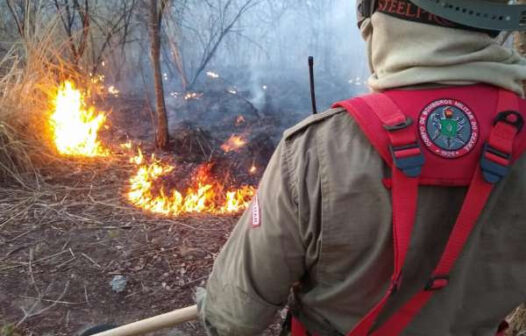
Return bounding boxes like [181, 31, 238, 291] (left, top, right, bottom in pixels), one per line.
[221, 134, 247, 153]
[50, 81, 108, 157]
[184, 92, 203, 101]
[127, 151, 255, 216]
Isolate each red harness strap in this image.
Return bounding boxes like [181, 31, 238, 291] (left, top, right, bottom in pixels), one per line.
[292, 95, 423, 336]
[292, 90, 523, 336]
[343, 95, 424, 336]
[372, 93, 523, 336]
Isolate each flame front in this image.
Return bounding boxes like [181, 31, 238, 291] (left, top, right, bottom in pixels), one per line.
[50, 81, 108, 157]
[127, 151, 255, 216]
[48, 82, 257, 217]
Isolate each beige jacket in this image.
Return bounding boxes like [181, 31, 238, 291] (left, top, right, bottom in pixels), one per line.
[199, 103, 526, 335]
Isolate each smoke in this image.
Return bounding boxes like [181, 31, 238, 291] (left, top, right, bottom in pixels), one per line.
[96, 0, 370, 132]
[210, 0, 369, 115]
[158, 0, 369, 123]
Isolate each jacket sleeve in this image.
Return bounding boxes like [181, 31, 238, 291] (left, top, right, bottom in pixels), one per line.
[198, 139, 305, 335]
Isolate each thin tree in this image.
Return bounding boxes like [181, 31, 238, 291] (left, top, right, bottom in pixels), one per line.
[188, 0, 258, 89]
[5, 0, 38, 39]
[53, 0, 90, 66]
[161, 0, 258, 91]
[149, 0, 169, 149]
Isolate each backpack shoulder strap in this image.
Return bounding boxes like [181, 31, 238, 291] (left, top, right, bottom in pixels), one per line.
[335, 90, 524, 336]
[334, 93, 425, 177]
[373, 91, 524, 336]
[335, 94, 425, 336]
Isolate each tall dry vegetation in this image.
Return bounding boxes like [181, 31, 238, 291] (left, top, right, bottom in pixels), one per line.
[0, 21, 97, 183]
[0, 14, 67, 186]
[0, 0, 137, 185]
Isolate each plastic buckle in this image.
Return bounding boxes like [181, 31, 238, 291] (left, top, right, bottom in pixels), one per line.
[480, 143, 512, 184]
[389, 143, 425, 178]
[424, 275, 449, 291]
[481, 111, 523, 184]
[383, 117, 413, 131]
[493, 110, 524, 133]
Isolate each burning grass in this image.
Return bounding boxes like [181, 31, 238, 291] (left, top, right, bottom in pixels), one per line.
[0, 16, 106, 185]
[43, 77, 257, 217]
[49, 81, 109, 157]
[220, 134, 247, 153]
[127, 149, 255, 216]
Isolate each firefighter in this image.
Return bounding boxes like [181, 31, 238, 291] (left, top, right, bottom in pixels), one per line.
[198, 1, 526, 335]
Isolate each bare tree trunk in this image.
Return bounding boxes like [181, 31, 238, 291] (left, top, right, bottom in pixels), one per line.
[149, 0, 169, 149]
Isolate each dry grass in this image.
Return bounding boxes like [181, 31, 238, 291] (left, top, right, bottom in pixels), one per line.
[0, 10, 106, 187]
[0, 48, 35, 185]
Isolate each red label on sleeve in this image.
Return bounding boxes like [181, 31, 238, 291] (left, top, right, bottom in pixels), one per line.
[251, 194, 261, 228]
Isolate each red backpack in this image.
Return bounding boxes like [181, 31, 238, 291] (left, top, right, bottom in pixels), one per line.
[291, 85, 526, 336]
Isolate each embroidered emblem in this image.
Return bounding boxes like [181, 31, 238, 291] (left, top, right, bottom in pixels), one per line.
[251, 194, 260, 228]
[419, 99, 479, 159]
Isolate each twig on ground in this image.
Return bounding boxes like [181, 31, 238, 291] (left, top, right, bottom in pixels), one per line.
[19, 295, 79, 305]
[28, 248, 38, 294]
[84, 283, 89, 305]
[81, 252, 102, 268]
[16, 280, 70, 327]
[55, 256, 76, 269]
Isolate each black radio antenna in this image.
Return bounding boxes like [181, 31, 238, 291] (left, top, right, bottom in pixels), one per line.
[308, 56, 318, 115]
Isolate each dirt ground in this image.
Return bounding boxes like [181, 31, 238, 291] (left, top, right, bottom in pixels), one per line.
[0, 155, 283, 336]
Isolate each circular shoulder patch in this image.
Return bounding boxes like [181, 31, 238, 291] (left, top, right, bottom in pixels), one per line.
[419, 99, 479, 159]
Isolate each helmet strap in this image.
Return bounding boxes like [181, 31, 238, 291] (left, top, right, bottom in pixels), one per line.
[371, 0, 500, 37]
